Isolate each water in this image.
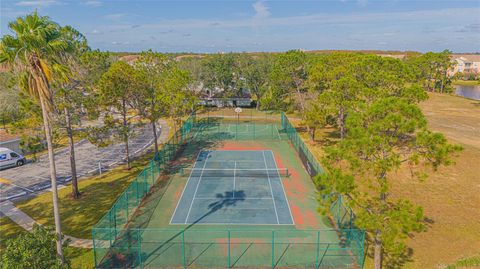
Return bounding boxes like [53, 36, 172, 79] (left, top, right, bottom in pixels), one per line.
[454, 85, 480, 100]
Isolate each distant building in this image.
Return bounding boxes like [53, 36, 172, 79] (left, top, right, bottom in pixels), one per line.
[198, 87, 253, 108]
[449, 54, 480, 77]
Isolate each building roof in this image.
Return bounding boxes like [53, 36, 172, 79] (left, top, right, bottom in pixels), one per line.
[451, 54, 480, 63]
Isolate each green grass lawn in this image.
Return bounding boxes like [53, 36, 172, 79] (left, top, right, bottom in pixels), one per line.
[453, 79, 480, 86]
[14, 156, 151, 239]
[66, 247, 94, 269]
[0, 216, 25, 249]
[446, 255, 480, 269]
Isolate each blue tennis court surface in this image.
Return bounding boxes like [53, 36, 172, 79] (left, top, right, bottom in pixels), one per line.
[170, 150, 294, 225]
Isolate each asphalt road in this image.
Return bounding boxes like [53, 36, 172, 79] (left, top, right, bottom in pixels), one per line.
[0, 122, 165, 202]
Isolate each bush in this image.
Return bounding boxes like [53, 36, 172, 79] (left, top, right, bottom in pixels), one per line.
[1, 225, 70, 269]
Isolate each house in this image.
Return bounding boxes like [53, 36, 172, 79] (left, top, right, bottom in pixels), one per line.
[449, 54, 480, 77]
[198, 87, 253, 107]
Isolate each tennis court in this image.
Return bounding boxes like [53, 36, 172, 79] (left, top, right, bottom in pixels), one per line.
[92, 111, 366, 268]
[170, 150, 294, 225]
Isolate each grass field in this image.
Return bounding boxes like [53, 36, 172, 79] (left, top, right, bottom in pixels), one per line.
[453, 80, 480, 86]
[14, 156, 151, 239]
[295, 92, 480, 268]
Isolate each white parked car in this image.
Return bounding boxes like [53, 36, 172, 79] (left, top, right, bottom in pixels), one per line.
[0, 147, 26, 169]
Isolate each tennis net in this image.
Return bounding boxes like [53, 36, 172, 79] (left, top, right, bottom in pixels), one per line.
[180, 167, 289, 178]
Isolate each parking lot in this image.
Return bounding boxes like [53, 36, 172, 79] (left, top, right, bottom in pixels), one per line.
[0, 122, 166, 202]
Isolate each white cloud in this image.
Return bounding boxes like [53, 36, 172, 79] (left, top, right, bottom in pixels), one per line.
[357, 0, 368, 6]
[16, 0, 58, 7]
[104, 13, 126, 20]
[83, 0, 102, 7]
[253, 0, 270, 19]
[91, 29, 102, 34]
[0, 7, 26, 19]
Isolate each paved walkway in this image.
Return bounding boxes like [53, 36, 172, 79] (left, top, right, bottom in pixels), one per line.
[0, 120, 170, 249]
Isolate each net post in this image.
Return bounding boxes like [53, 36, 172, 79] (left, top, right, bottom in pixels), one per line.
[271, 230, 275, 269]
[137, 228, 143, 268]
[182, 231, 187, 268]
[316, 230, 320, 269]
[228, 230, 231, 268]
[286, 168, 290, 177]
[253, 121, 255, 139]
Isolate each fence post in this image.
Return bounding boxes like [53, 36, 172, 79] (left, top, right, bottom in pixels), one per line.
[150, 161, 155, 187]
[271, 122, 273, 139]
[143, 169, 147, 194]
[316, 231, 320, 269]
[92, 229, 97, 267]
[253, 121, 255, 139]
[113, 205, 117, 238]
[182, 231, 187, 268]
[136, 178, 140, 206]
[228, 230, 231, 268]
[137, 229, 143, 268]
[125, 188, 129, 220]
[271, 230, 275, 269]
[108, 210, 113, 247]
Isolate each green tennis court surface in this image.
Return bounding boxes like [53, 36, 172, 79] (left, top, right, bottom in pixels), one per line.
[170, 150, 294, 225]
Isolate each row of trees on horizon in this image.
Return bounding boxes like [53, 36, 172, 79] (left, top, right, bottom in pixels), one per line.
[0, 11, 463, 269]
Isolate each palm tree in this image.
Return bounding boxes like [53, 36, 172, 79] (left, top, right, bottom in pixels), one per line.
[0, 11, 75, 262]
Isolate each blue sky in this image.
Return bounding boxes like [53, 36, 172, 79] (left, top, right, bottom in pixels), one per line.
[1, 0, 479, 53]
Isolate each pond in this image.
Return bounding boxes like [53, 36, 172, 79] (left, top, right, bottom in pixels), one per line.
[454, 84, 480, 100]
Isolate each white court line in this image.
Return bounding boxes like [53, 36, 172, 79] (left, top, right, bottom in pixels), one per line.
[193, 197, 273, 200]
[170, 222, 294, 226]
[270, 150, 295, 225]
[183, 168, 289, 171]
[184, 151, 210, 224]
[233, 161, 236, 199]
[262, 150, 280, 224]
[274, 125, 282, 140]
[169, 151, 202, 225]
